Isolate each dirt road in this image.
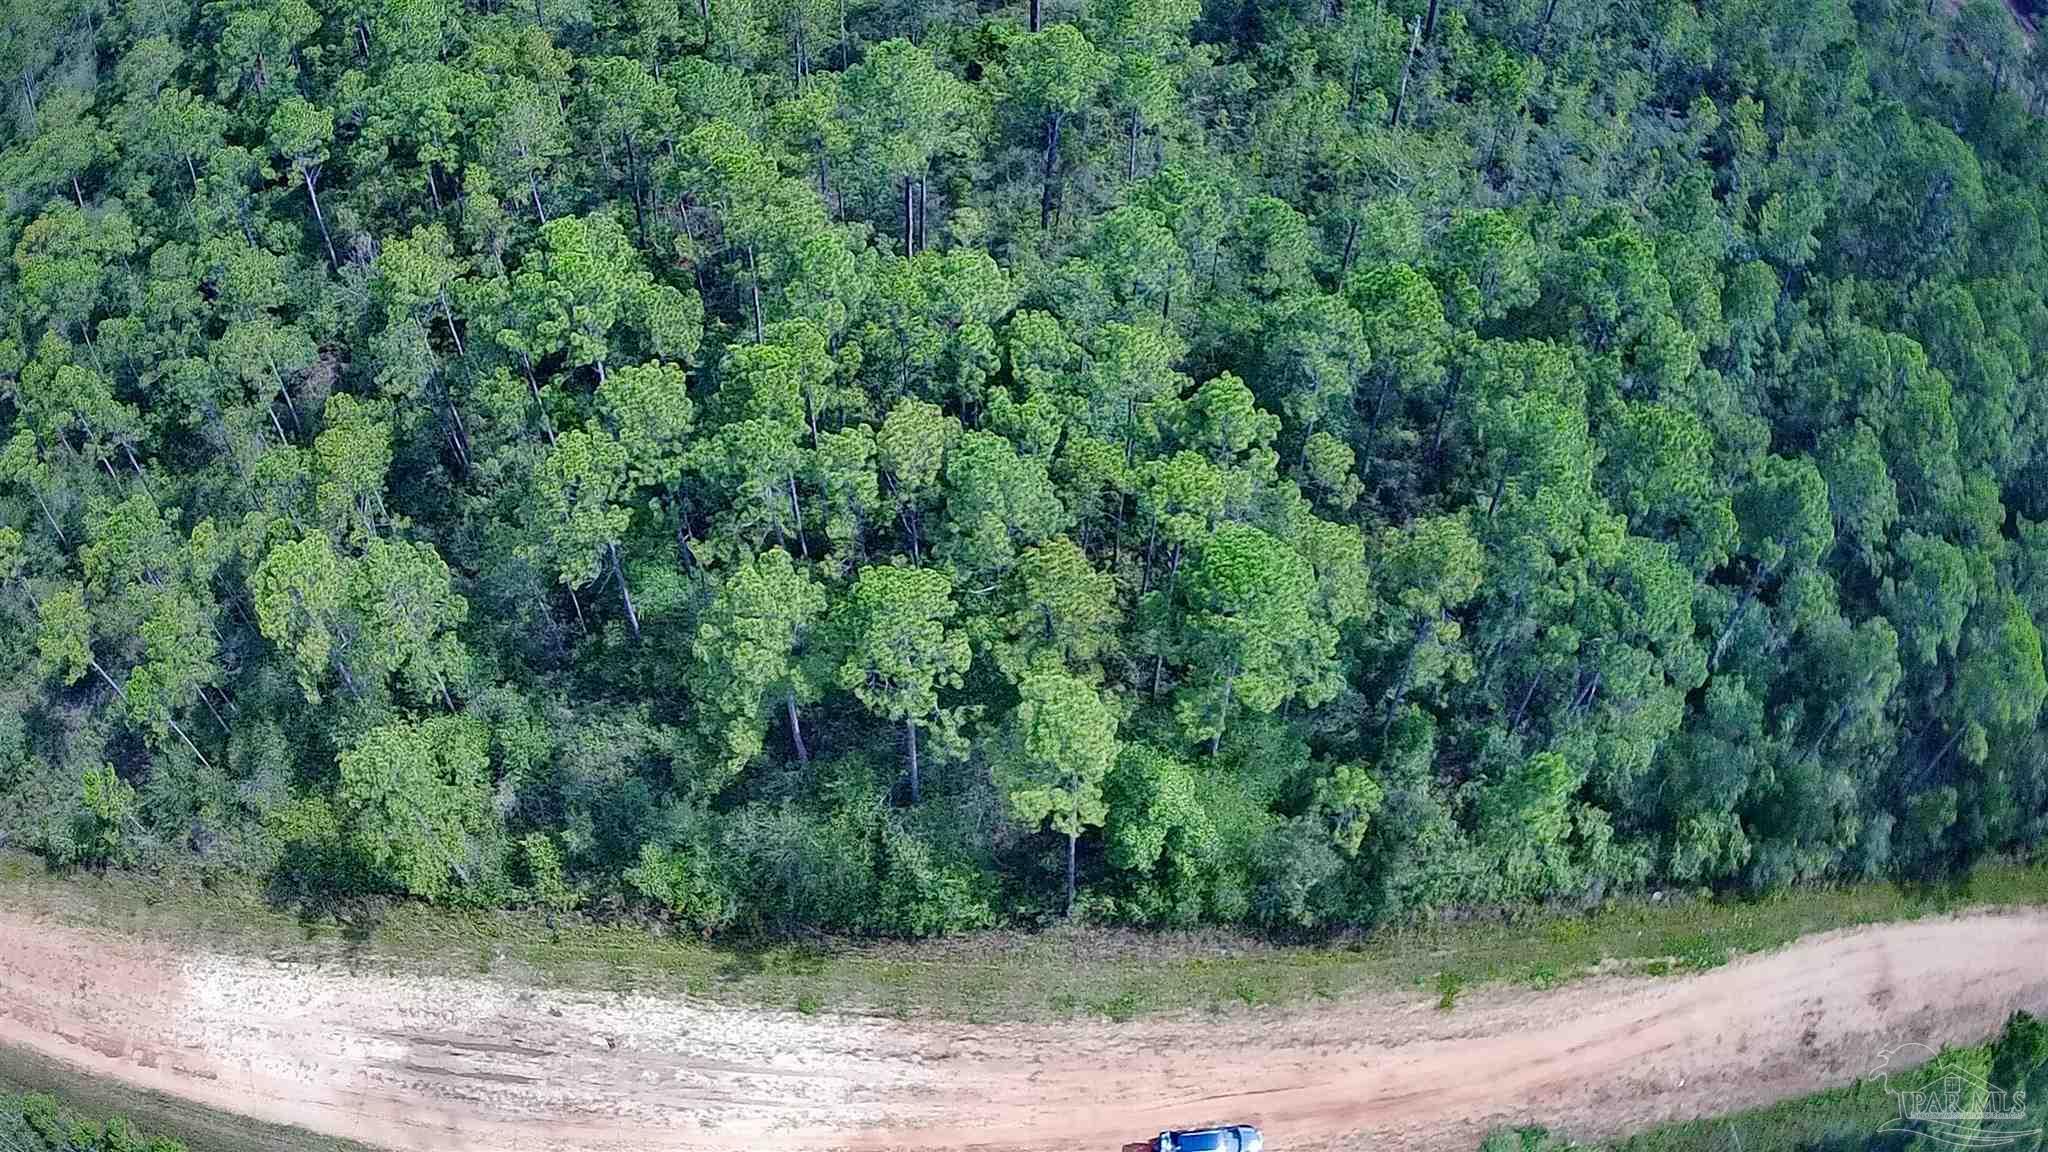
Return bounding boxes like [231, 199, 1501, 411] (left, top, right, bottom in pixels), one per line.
[4, 908, 2046, 1152]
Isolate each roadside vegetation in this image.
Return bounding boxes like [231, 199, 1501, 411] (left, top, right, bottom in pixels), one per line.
[10, 849, 2048, 1021]
[1482, 1010, 2048, 1152]
[0, 1044, 366, 1152]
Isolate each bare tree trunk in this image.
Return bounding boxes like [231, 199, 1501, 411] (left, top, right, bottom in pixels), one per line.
[1065, 830, 1077, 916]
[748, 244, 765, 342]
[904, 174, 916, 254]
[566, 583, 587, 633]
[786, 689, 811, 765]
[607, 542, 641, 641]
[1390, 17, 1422, 129]
[1925, 726, 1965, 783]
[905, 716, 922, 803]
[787, 473, 810, 559]
[1209, 659, 1237, 757]
[528, 161, 552, 224]
[91, 659, 212, 772]
[1383, 616, 1432, 740]
[1030, 0, 1041, 31]
[522, 357, 558, 446]
[200, 687, 231, 734]
[121, 444, 154, 500]
[303, 169, 339, 271]
[441, 382, 472, 472]
[28, 483, 65, 544]
[1040, 114, 1063, 230]
[440, 295, 466, 357]
[1710, 562, 1773, 673]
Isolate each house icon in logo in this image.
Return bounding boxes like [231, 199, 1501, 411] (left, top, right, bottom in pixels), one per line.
[1872, 1043, 2036, 1149]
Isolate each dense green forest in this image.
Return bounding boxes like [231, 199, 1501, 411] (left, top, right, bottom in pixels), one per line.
[3, 0, 2048, 937]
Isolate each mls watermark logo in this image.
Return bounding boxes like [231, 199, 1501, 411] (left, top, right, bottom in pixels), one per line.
[1874, 1042, 2041, 1149]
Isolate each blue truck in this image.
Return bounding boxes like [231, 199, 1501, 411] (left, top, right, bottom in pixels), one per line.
[1150, 1125, 1265, 1152]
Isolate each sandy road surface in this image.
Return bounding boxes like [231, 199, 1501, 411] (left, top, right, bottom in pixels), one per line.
[3, 908, 2046, 1152]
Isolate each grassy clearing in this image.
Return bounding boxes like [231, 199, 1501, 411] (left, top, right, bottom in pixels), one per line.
[5, 851, 2047, 1022]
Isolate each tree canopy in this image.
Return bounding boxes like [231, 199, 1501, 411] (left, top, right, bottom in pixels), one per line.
[3, 0, 2048, 935]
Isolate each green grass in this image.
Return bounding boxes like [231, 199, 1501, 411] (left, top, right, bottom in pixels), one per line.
[5, 850, 2047, 1023]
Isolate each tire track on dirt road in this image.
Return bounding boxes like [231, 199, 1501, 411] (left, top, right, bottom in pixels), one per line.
[3, 907, 2045, 1151]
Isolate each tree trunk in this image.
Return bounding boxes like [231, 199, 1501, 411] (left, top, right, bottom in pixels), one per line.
[905, 716, 922, 803]
[1925, 725, 1966, 783]
[200, 687, 231, 734]
[522, 357, 558, 445]
[792, 8, 807, 86]
[32, 487, 65, 544]
[91, 659, 212, 772]
[440, 295, 466, 357]
[1710, 561, 1773, 673]
[623, 133, 649, 246]
[1422, 0, 1441, 41]
[748, 243, 765, 342]
[787, 473, 810, 559]
[786, 689, 811, 765]
[1209, 660, 1237, 757]
[121, 444, 154, 500]
[1040, 114, 1063, 230]
[607, 542, 641, 641]
[441, 379, 472, 473]
[1383, 616, 1433, 739]
[302, 169, 339, 272]
[904, 174, 916, 254]
[1128, 109, 1141, 180]
[1065, 829, 1077, 917]
[1030, 0, 1042, 32]
[1390, 17, 1421, 129]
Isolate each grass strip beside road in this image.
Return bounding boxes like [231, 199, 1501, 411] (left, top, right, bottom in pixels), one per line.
[0, 1045, 376, 1152]
[4, 850, 2047, 1022]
